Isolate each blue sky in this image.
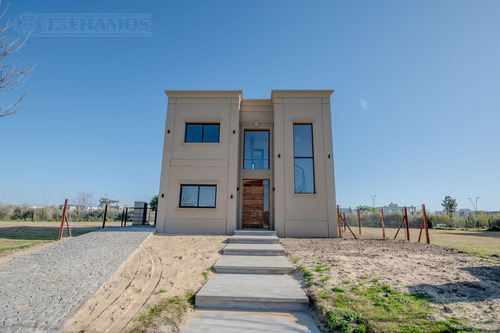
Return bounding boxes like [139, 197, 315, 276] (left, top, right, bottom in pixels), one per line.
[0, 0, 499, 211]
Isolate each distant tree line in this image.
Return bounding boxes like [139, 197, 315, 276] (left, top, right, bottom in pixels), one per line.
[0, 204, 122, 222]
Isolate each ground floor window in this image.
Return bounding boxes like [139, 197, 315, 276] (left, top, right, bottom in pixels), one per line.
[179, 185, 216, 208]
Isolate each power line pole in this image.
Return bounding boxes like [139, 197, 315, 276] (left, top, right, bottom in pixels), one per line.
[371, 195, 376, 208]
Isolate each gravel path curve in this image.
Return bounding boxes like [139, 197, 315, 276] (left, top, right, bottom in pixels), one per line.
[0, 226, 153, 333]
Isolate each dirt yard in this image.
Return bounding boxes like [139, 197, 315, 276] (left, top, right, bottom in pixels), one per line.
[0, 221, 122, 264]
[282, 238, 500, 332]
[63, 234, 227, 332]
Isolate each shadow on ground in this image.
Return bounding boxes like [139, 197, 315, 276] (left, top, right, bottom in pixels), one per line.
[408, 265, 500, 303]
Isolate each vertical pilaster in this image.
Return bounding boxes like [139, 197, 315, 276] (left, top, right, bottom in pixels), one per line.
[157, 97, 176, 234]
[273, 98, 285, 237]
[226, 97, 241, 234]
[322, 97, 338, 237]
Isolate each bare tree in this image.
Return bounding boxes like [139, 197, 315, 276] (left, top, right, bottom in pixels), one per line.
[72, 192, 94, 211]
[0, 1, 35, 118]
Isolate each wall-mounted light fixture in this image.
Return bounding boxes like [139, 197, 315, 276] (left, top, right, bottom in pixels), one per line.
[161, 194, 164, 198]
[254, 120, 259, 128]
[230, 194, 233, 199]
[167, 130, 170, 133]
[278, 154, 281, 158]
[233, 129, 236, 134]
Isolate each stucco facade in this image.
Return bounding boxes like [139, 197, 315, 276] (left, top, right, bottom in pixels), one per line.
[157, 90, 338, 237]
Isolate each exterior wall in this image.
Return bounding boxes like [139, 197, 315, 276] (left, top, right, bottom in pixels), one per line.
[157, 90, 338, 237]
[273, 91, 338, 237]
[157, 91, 241, 235]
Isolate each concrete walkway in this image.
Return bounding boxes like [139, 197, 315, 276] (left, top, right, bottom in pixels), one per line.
[181, 230, 319, 332]
[0, 226, 153, 333]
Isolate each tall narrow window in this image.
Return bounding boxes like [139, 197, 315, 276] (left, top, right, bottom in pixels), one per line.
[243, 130, 270, 169]
[293, 124, 315, 193]
[185, 124, 220, 143]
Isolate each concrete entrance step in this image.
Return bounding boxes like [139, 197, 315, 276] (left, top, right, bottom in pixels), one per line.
[223, 243, 285, 256]
[228, 235, 279, 244]
[213, 255, 292, 274]
[234, 229, 277, 236]
[195, 274, 309, 310]
[180, 310, 320, 333]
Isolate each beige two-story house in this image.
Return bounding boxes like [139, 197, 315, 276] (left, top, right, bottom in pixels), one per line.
[156, 90, 338, 237]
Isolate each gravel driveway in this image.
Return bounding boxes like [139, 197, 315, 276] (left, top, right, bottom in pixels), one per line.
[0, 226, 153, 333]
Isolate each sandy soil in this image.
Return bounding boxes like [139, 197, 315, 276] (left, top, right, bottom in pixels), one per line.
[63, 234, 227, 333]
[281, 238, 500, 332]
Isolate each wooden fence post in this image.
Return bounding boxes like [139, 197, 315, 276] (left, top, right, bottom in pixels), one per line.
[404, 207, 410, 241]
[357, 210, 361, 234]
[102, 204, 108, 229]
[380, 208, 386, 238]
[422, 204, 430, 244]
[343, 213, 346, 232]
[336, 205, 342, 238]
[58, 199, 69, 240]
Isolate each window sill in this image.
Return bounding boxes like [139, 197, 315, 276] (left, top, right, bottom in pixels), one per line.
[293, 193, 319, 197]
[176, 207, 217, 211]
[182, 142, 221, 147]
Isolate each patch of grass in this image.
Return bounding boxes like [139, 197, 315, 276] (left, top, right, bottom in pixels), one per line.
[299, 265, 316, 287]
[359, 276, 369, 280]
[158, 289, 167, 294]
[293, 257, 299, 264]
[313, 264, 331, 273]
[202, 268, 211, 282]
[320, 276, 331, 282]
[0, 240, 50, 252]
[133, 291, 194, 332]
[303, 269, 470, 333]
[136, 289, 142, 293]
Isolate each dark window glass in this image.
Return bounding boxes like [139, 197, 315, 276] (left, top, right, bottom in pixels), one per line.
[244, 130, 269, 169]
[185, 124, 203, 142]
[180, 185, 216, 208]
[293, 124, 313, 157]
[293, 124, 315, 193]
[185, 124, 220, 143]
[294, 158, 315, 194]
[203, 124, 219, 143]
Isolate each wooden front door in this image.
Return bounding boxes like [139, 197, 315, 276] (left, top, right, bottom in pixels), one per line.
[242, 179, 270, 229]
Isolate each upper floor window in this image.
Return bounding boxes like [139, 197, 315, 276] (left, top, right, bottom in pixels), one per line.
[185, 123, 220, 143]
[243, 130, 269, 169]
[293, 124, 315, 193]
[179, 185, 217, 208]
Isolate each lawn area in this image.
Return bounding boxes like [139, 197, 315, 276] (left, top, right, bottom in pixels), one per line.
[0, 221, 122, 253]
[355, 227, 500, 257]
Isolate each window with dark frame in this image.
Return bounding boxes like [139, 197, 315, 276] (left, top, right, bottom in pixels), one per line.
[185, 123, 220, 143]
[179, 185, 217, 208]
[293, 124, 315, 194]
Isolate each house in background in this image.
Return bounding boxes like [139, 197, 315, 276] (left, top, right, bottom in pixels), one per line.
[156, 90, 337, 237]
[376, 202, 417, 215]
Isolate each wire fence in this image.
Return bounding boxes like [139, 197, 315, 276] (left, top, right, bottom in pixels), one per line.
[337, 205, 431, 243]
